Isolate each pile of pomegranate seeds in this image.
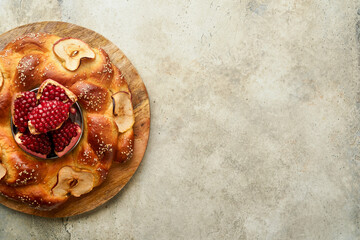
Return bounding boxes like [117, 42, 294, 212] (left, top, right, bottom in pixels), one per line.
[52, 120, 79, 152]
[39, 84, 71, 103]
[13, 92, 37, 133]
[29, 100, 71, 133]
[12, 80, 81, 158]
[19, 132, 51, 155]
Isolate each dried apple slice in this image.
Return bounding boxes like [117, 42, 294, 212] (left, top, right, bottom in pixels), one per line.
[0, 164, 6, 180]
[53, 38, 95, 71]
[52, 166, 94, 197]
[0, 71, 3, 90]
[112, 91, 135, 133]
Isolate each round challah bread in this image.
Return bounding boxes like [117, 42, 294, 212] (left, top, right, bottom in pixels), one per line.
[0, 33, 135, 210]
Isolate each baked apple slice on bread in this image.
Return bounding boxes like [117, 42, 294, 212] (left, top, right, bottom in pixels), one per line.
[53, 38, 95, 71]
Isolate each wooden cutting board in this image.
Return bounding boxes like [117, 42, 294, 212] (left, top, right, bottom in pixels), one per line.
[0, 21, 150, 217]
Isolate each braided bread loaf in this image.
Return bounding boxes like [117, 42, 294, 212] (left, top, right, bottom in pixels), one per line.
[0, 33, 135, 210]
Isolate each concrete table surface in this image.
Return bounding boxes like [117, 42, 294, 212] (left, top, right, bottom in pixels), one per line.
[0, 0, 359, 239]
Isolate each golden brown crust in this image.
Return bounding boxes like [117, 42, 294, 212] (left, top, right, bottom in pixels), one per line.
[4, 33, 49, 54]
[13, 54, 43, 91]
[86, 114, 117, 165]
[0, 183, 66, 210]
[0, 88, 12, 123]
[3, 151, 46, 187]
[115, 128, 134, 163]
[0, 33, 135, 210]
[69, 81, 111, 113]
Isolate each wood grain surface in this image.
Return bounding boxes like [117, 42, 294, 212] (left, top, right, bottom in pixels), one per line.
[0, 21, 150, 217]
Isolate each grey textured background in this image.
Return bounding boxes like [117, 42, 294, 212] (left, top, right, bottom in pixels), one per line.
[0, 0, 360, 239]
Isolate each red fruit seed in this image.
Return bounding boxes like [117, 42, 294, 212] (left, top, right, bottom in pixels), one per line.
[28, 100, 71, 134]
[16, 132, 51, 158]
[38, 84, 71, 103]
[52, 119, 81, 156]
[12, 92, 37, 133]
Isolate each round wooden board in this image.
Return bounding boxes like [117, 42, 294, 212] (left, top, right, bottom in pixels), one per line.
[0, 22, 150, 217]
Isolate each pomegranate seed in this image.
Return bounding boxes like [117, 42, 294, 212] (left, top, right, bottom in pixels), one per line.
[28, 100, 71, 133]
[13, 91, 37, 133]
[19, 132, 51, 155]
[39, 84, 72, 103]
[51, 120, 79, 152]
[70, 107, 76, 114]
